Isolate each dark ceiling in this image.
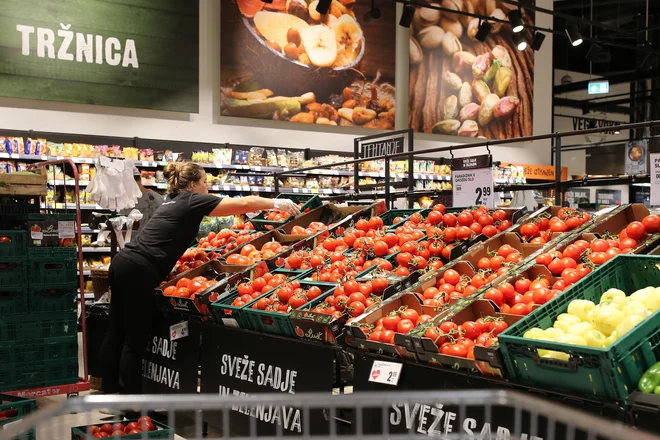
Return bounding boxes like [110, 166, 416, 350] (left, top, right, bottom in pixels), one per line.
[553, 0, 660, 75]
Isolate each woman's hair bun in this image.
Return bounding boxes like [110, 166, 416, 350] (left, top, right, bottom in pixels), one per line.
[163, 162, 203, 194]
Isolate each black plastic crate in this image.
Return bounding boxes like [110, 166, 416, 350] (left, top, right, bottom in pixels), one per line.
[0, 357, 78, 392]
[29, 284, 77, 313]
[0, 336, 78, 365]
[0, 287, 28, 316]
[0, 312, 78, 342]
[0, 231, 27, 259]
[0, 202, 38, 230]
[27, 247, 77, 288]
[0, 259, 27, 288]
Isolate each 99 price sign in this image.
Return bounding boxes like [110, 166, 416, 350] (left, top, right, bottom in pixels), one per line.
[452, 168, 495, 208]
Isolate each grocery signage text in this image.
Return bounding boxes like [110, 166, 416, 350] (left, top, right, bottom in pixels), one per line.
[571, 117, 620, 135]
[141, 336, 180, 390]
[16, 24, 138, 68]
[390, 402, 543, 440]
[217, 354, 302, 432]
[360, 136, 405, 159]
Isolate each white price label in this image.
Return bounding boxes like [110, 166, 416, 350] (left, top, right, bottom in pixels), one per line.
[223, 185, 231, 191]
[452, 168, 495, 208]
[293, 188, 300, 193]
[311, 188, 319, 194]
[10, 153, 19, 159]
[368, 360, 402, 386]
[142, 161, 149, 167]
[58, 220, 75, 239]
[222, 318, 240, 328]
[242, 185, 251, 191]
[170, 321, 189, 341]
[254, 166, 262, 172]
[651, 153, 660, 207]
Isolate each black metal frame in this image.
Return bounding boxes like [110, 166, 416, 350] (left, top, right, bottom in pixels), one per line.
[271, 120, 659, 208]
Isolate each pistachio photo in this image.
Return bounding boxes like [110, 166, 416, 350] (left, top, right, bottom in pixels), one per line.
[409, 0, 535, 139]
[221, 0, 396, 129]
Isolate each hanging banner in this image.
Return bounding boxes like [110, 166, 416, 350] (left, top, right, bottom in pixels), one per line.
[220, 0, 396, 129]
[625, 140, 648, 175]
[359, 136, 405, 158]
[571, 116, 620, 134]
[651, 153, 660, 206]
[408, 2, 535, 140]
[0, 0, 199, 112]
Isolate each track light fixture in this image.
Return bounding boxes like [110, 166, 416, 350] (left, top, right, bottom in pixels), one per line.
[530, 32, 545, 51]
[566, 23, 583, 47]
[363, 0, 381, 23]
[315, 0, 331, 15]
[509, 9, 524, 33]
[399, 5, 415, 28]
[475, 20, 491, 42]
[514, 33, 527, 51]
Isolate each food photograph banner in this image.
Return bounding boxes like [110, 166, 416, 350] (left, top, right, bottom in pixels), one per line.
[409, 1, 535, 139]
[0, 0, 199, 112]
[220, 0, 396, 129]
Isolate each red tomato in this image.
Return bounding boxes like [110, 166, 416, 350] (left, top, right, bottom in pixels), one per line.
[441, 344, 468, 357]
[396, 319, 415, 334]
[619, 237, 638, 250]
[400, 308, 420, 325]
[488, 320, 509, 336]
[510, 303, 531, 315]
[642, 215, 660, 233]
[591, 239, 610, 253]
[379, 330, 395, 344]
[520, 223, 540, 237]
[484, 288, 504, 306]
[482, 225, 498, 237]
[514, 278, 531, 294]
[498, 282, 515, 300]
[626, 221, 647, 240]
[443, 269, 460, 285]
[547, 258, 565, 275]
[443, 213, 457, 227]
[460, 321, 481, 340]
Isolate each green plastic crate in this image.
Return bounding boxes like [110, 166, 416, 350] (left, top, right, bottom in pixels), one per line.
[251, 194, 322, 231]
[29, 284, 77, 313]
[210, 268, 312, 327]
[0, 232, 27, 259]
[0, 336, 78, 365]
[0, 357, 78, 392]
[71, 419, 173, 439]
[0, 202, 38, 231]
[0, 312, 78, 342]
[243, 281, 337, 337]
[0, 287, 28, 316]
[0, 259, 27, 289]
[0, 394, 36, 440]
[27, 247, 77, 288]
[499, 255, 660, 405]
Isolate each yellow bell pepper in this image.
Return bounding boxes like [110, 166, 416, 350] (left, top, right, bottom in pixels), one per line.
[584, 329, 607, 348]
[589, 305, 624, 336]
[620, 300, 651, 319]
[615, 315, 645, 338]
[567, 299, 596, 322]
[642, 288, 660, 312]
[566, 322, 594, 338]
[558, 333, 587, 346]
[556, 313, 582, 325]
[600, 288, 626, 305]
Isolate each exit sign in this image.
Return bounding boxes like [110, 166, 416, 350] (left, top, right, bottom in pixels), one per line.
[588, 80, 609, 94]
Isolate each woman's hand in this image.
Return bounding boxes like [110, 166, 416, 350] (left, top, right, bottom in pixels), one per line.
[273, 199, 301, 216]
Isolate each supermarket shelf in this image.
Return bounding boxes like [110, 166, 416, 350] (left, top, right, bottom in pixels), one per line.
[41, 203, 108, 210]
[78, 270, 91, 276]
[80, 247, 111, 253]
[207, 185, 352, 194]
[2, 153, 451, 180]
[80, 227, 100, 233]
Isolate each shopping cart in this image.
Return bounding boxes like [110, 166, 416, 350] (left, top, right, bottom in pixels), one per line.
[0, 390, 656, 440]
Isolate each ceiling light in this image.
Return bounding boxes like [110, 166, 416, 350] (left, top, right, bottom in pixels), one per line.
[475, 20, 491, 42]
[530, 32, 545, 51]
[566, 23, 583, 47]
[363, 6, 381, 23]
[509, 9, 524, 33]
[399, 5, 415, 28]
[315, 0, 331, 15]
[514, 33, 527, 51]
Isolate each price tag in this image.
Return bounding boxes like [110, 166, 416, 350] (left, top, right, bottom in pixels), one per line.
[368, 360, 402, 386]
[58, 221, 75, 239]
[170, 321, 189, 341]
[142, 161, 149, 167]
[222, 318, 239, 328]
[293, 188, 300, 193]
[242, 185, 251, 191]
[651, 153, 660, 206]
[10, 153, 19, 159]
[223, 185, 231, 191]
[56, 156, 64, 160]
[311, 188, 319, 194]
[254, 166, 261, 172]
[452, 168, 494, 208]
[0, 153, 7, 158]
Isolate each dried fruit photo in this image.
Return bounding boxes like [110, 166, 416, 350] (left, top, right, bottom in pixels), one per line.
[409, 0, 535, 139]
[221, 0, 396, 129]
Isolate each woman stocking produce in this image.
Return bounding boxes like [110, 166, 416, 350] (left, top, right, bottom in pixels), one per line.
[100, 162, 300, 395]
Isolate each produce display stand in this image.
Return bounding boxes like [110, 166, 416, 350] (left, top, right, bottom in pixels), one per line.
[1, 158, 90, 398]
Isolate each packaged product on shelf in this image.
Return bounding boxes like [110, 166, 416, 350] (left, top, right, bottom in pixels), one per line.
[277, 149, 287, 167]
[212, 147, 233, 165]
[240, 150, 249, 165]
[0, 137, 5, 153]
[139, 149, 154, 161]
[192, 150, 210, 163]
[266, 149, 278, 166]
[161, 150, 175, 162]
[0, 161, 7, 173]
[232, 150, 242, 164]
[78, 164, 91, 181]
[2, 137, 24, 154]
[24, 138, 47, 155]
[305, 178, 319, 190]
[155, 171, 165, 183]
[248, 147, 265, 165]
[121, 147, 138, 160]
[141, 171, 155, 185]
[263, 176, 274, 187]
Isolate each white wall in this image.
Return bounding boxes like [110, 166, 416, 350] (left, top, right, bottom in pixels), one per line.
[554, 69, 631, 176]
[0, 0, 554, 164]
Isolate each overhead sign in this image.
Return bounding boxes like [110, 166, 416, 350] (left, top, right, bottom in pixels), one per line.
[452, 156, 494, 208]
[571, 117, 620, 135]
[588, 80, 609, 94]
[359, 136, 405, 159]
[651, 153, 660, 206]
[0, 0, 199, 112]
[595, 189, 623, 205]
